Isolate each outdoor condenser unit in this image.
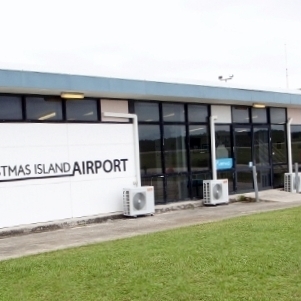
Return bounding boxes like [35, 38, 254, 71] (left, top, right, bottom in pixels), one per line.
[123, 186, 155, 217]
[203, 179, 229, 205]
[284, 173, 301, 193]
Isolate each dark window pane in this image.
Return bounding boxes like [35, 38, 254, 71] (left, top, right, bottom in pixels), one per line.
[217, 171, 234, 193]
[271, 125, 287, 164]
[236, 171, 253, 191]
[253, 127, 269, 167]
[141, 177, 164, 204]
[232, 106, 250, 123]
[291, 125, 301, 165]
[252, 108, 267, 123]
[188, 104, 208, 122]
[139, 125, 162, 175]
[235, 127, 252, 167]
[135, 102, 159, 122]
[215, 125, 231, 159]
[26, 97, 62, 121]
[66, 99, 98, 121]
[163, 103, 185, 122]
[273, 165, 287, 188]
[270, 108, 286, 124]
[191, 173, 211, 199]
[0, 96, 22, 120]
[166, 174, 189, 202]
[257, 169, 271, 188]
[189, 125, 210, 171]
[164, 125, 187, 173]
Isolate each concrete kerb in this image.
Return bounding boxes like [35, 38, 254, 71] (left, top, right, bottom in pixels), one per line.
[0, 189, 295, 239]
[0, 200, 204, 239]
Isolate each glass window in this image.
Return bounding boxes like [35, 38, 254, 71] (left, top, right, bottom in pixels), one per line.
[256, 169, 271, 188]
[135, 102, 159, 122]
[271, 125, 287, 164]
[215, 125, 231, 159]
[236, 171, 253, 191]
[253, 127, 269, 167]
[189, 125, 210, 171]
[232, 106, 250, 123]
[141, 177, 164, 204]
[166, 174, 189, 202]
[0, 96, 22, 120]
[138, 125, 162, 175]
[162, 103, 185, 122]
[234, 127, 252, 167]
[291, 125, 301, 165]
[164, 125, 187, 173]
[26, 97, 62, 121]
[66, 99, 98, 121]
[217, 171, 234, 193]
[191, 173, 211, 199]
[270, 108, 286, 124]
[252, 108, 267, 123]
[273, 165, 287, 188]
[188, 104, 208, 123]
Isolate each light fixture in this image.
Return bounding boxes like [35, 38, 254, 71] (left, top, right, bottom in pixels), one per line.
[253, 103, 266, 108]
[61, 92, 84, 99]
[38, 112, 56, 120]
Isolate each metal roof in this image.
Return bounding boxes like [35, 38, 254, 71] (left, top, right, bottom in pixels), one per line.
[0, 69, 301, 107]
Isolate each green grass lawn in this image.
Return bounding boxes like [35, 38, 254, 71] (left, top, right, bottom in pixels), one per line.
[1, 207, 301, 301]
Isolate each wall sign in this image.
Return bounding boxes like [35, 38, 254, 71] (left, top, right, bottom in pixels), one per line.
[216, 158, 233, 170]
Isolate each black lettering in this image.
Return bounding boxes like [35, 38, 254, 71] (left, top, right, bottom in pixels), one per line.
[25, 164, 31, 175]
[120, 159, 128, 171]
[55, 163, 63, 173]
[48, 164, 55, 174]
[82, 161, 86, 174]
[86, 161, 94, 174]
[114, 159, 121, 172]
[95, 161, 102, 173]
[8, 166, 17, 176]
[73, 162, 82, 175]
[18, 165, 26, 176]
[103, 160, 113, 173]
[1, 166, 8, 176]
[63, 162, 71, 173]
[42, 164, 50, 174]
[37, 164, 43, 174]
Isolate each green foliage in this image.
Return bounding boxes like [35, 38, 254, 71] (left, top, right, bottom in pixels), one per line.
[1, 208, 301, 301]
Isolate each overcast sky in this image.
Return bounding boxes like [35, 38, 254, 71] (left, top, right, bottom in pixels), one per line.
[0, 0, 300, 90]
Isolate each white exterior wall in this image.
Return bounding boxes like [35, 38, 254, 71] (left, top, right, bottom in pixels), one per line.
[0, 123, 136, 228]
[287, 108, 301, 124]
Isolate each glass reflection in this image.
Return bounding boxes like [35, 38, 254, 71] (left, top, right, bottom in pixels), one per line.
[235, 127, 252, 167]
[162, 103, 185, 122]
[135, 102, 159, 122]
[26, 97, 62, 121]
[0, 96, 22, 120]
[189, 125, 209, 171]
[271, 125, 287, 164]
[164, 125, 187, 173]
[166, 174, 189, 202]
[253, 127, 269, 166]
[139, 125, 162, 175]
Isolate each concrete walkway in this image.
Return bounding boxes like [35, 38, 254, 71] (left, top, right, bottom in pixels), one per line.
[1, 189, 301, 261]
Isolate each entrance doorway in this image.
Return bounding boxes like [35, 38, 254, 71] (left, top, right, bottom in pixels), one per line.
[233, 126, 272, 191]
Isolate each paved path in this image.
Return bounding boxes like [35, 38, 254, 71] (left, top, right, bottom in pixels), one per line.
[1, 195, 301, 261]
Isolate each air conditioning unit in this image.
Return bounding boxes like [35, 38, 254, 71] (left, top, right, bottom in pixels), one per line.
[203, 179, 229, 205]
[284, 173, 301, 193]
[123, 186, 155, 217]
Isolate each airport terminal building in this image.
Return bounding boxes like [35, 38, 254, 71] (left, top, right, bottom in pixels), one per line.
[1, 69, 301, 228]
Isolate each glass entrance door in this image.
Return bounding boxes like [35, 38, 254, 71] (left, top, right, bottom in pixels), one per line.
[253, 126, 272, 189]
[234, 126, 272, 192]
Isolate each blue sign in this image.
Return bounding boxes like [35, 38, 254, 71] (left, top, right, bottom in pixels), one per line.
[216, 158, 233, 170]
